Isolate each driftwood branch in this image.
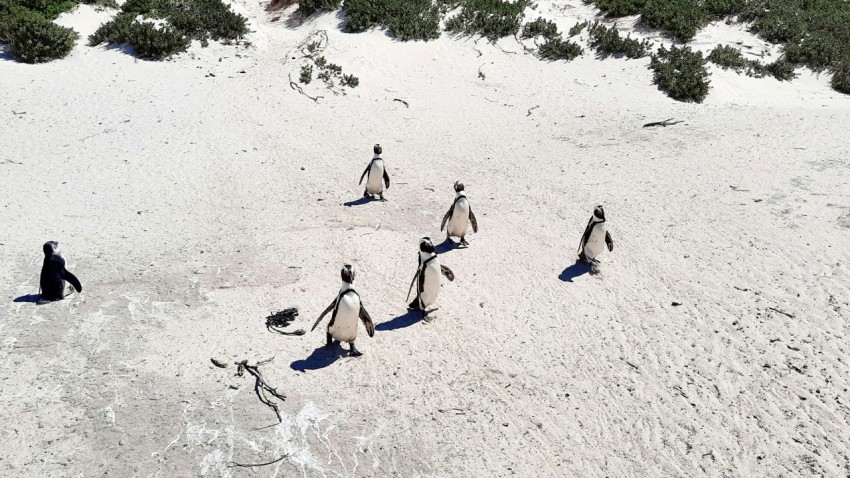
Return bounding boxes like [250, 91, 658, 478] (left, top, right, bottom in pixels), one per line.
[769, 307, 795, 319]
[643, 118, 683, 128]
[289, 73, 322, 103]
[235, 358, 286, 423]
[227, 454, 288, 468]
[393, 98, 409, 108]
[526, 105, 540, 117]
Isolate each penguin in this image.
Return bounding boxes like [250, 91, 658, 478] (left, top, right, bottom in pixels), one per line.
[578, 205, 614, 263]
[359, 144, 390, 201]
[311, 264, 375, 356]
[407, 237, 454, 312]
[440, 181, 478, 247]
[39, 241, 82, 302]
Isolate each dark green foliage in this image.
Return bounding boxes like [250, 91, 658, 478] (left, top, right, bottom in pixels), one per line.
[763, 57, 796, 81]
[521, 17, 558, 40]
[297, 0, 339, 16]
[831, 61, 850, 94]
[707, 44, 797, 81]
[537, 37, 583, 61]
[340, 73, 358, 87]
[568, 20, 587, 37]
[706, 44, 748, 71]
[14, 0, 75, 18]
[299, 63, 312, 83]
[342, 0, 440, 41]
[592, 0, 645, 16]
[443, 0, 528, 40]
[88, 0, 247, 59]
[6, 15, 77, 62]
[587, 21, 651, 58]
[702, 0, 743, 16]
[640, 0, 705, 41]
[650, 44, 710, 102]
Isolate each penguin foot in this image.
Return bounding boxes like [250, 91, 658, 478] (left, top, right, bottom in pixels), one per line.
[408, 299, 422, 310]
[363, 190, 370, 199]
[349, 343, 363, 357]
[578, 252, 589, 263]
[379, 195, 387, 202]
[460, 238, 469, 247]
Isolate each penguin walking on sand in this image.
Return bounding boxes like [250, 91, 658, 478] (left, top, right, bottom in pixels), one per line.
[578, 205, 614, 265]
[440, 181, 478, 247]
[39, 241, 82, 303]
[311, 264, 375, 356]
[407, 237, 454, 312]
[359, 144, 390, 201]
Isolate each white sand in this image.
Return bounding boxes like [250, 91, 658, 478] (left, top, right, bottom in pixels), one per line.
[2, 1, 850, 476]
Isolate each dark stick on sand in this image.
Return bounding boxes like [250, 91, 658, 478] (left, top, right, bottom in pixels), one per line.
[236, 358, 286, 423]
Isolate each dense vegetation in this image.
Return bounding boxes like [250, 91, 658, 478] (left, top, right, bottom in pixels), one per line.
[707, 44, 796, 81]
[0, 0, 85, 62]
[343, 0, 440, 41]
[88, 0, 248, 59]
[587, 21, 651, 59]
[650, 45, 710, 102]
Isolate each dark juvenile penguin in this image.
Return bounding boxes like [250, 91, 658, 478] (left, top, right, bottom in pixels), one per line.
[359, 144, 390, 201]
[578, 205, 614, 263]
[311, 264, 375, 356]
[440, 181, 478, 247]
[39, 241, 82, 302]
[407, 237, 454, 312]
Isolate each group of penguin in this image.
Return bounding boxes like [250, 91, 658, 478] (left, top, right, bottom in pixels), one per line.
[34, 143, 614, 358]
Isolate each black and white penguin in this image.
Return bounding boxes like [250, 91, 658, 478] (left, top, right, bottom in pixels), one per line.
[39, 241, 82, 302]
[359, 144, 390, 201]
[407, 237, 454, 312]
[440, 181, 478, 247]
[578, 205, 614, 263]
[311, 264, 375, 356]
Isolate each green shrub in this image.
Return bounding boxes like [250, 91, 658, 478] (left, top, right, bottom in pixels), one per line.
[592, 0, 645, 16]
[343, 0, 440, 41]
[650, 45, 710, 102]
[703, 0, 743, 16]
[763, 57, 796, 81]
[125, 21, 189, 59]
[521, 17, 558, 40]
[88, 11, 133, 45]
[706, 44, 749, 71]
[297, 0, 339, 15]
[444, 0, 528, 40]
[640, 0, 705, 41]
[340, 73, 358, 87]
[707, 45, 798, 81]
[831, 61, 850, 94]
[568, 20, 587, 37]
[7, 16, 78, 63]
[300, 63, 312, 83]
[537, 37, 582, 61]
[14, 0, 75, 18]
[587, 21, 651, 58]
[168, 0, 248, 42]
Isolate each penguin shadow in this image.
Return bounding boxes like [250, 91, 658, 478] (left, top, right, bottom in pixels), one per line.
[375, 309, 425, 331]
[290, 343, 348, 372]
[558, 260, 593, 282]
[13, 294, 42, 303]
[435, 239, 458, 254]
[343, 197, 374, 207]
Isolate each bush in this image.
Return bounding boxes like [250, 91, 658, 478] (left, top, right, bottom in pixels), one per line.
[521, 17, 558, 40]
[7, 16, 78, 63]
[14, 0, 75, 18]
[297, 0, 339, 16]
[650, 45, 710, 102]
[126, 22, 189, 59]
[640, 0, 705, 41]
[537, 37, 582, 61]
[592, 0, 645, 16]
[299, 63, 312, 83]
[763, 57, 796, 81]
[444, 0, 528, 41]
[832, 61, 850, 94]
[587, 21, 651, 58]
[706, 44, 748, 72]
[707, 45, 797, 81]
[568, 20, 587, 37]
[343, 0, 440, 41]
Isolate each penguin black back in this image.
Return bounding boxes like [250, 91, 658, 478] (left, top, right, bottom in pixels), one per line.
[39, 241, 82, 301]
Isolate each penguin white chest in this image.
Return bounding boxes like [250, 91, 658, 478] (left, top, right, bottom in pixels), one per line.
[366, 160, 385, 194]
[585, 222, 607, 260]
[447, 198, 470, 237]
[420, 259, 442, 308]
[329, 293, 360, 342]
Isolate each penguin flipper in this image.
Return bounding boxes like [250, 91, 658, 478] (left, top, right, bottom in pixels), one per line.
[578, 217, 594, 254]
[440, 265, 455, 282]
[383, 169, 390, 189]
[468, 208, 478, 233]
[311, 300, 336, 332]
[62, 269, 82, 293]
[359, 164, 371, 185]
[359, 306, 375, 337]
[405, 269, 420, 302]
[440, 207, 453, 231]
[606, 231, 614, 252]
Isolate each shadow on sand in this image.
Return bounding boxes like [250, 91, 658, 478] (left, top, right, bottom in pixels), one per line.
[343, 197, 373, 207]
[290, 344, 346, 372]
[13, 294, 42, 303]
[435, 238, 458, 254]
[558, 260, 593, 282]
[375, 309, 423, 331]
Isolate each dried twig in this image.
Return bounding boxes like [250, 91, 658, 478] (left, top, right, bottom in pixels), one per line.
[211, 358, 228, 368]
[526, 105, 540, 117]
[235, 358, 286, 423]
[288, 73, 322, 103]
[769, 307, 795, 319]
[266, 308, 305, 336]
[393, 98, 409, 108]
[227, 454, 288, 468]
[643, 118, 683, 128]
[12, 110, 26, 115]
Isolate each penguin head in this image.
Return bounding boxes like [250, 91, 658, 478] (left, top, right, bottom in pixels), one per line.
[340, 263, 356, 284]
[419, 237, 435, 254]
[43, 241, 59, 257]
[373, 144, 382, 156]
[593, 205, 606, 222]
[454, 181, 465, 193]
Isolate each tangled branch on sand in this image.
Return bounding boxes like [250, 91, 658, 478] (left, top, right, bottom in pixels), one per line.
[289, 73, 322, 103]
[642, 118, 683, 128]
[235, 357, 286, 423]
[266, 308, 305, 336]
